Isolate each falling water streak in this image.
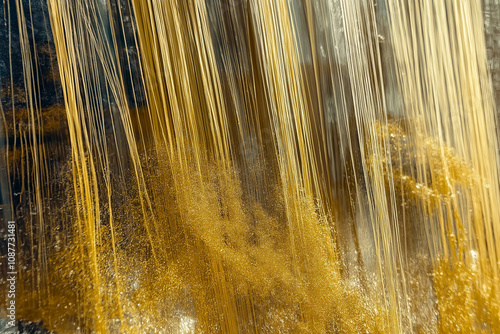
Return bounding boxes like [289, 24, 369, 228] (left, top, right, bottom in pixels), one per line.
[385, 0, 500, 298]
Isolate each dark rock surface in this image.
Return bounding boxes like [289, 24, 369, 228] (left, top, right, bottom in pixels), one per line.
[0, 319, 55, 333]
[0, 0, 144, 110]
[0, 0, 62, 109]
[484, 1, 500, 115]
